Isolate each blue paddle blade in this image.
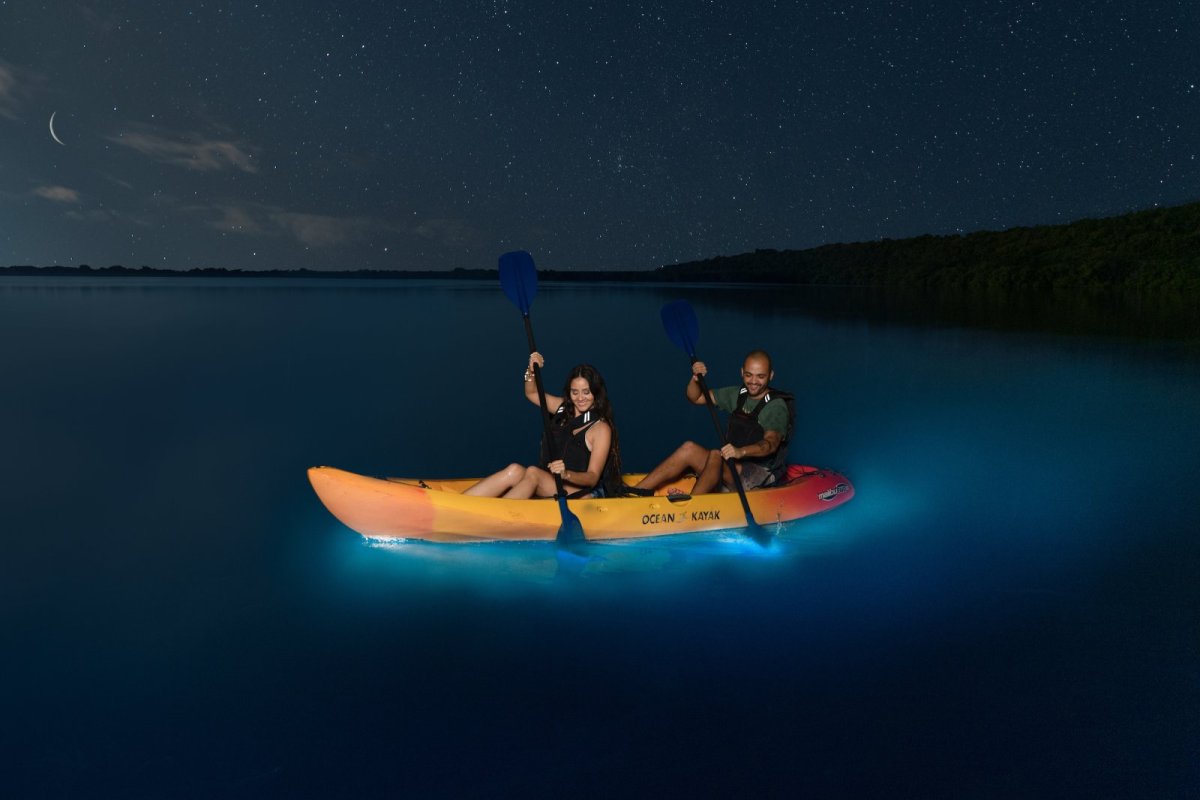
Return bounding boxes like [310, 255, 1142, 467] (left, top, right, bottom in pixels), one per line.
[499, 250, 537, 314]
[660, 300, 700, 357]
[555, 497, 586, 545]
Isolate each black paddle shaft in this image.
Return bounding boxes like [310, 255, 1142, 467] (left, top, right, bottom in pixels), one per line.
[659, 298, 766, 542]
[692, 363, 759, 527]
[524, 315, 570, 499]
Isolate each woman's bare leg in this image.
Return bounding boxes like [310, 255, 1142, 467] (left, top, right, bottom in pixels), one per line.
[463, 463, 528, 497]
[504, 466, 555, 499]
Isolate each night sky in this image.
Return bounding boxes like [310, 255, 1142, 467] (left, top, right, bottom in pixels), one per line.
[2, 1, 1197, 271]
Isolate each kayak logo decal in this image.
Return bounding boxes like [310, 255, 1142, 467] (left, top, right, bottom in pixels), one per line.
[640, 509, 721, 525]
[817, 482, 851, 502]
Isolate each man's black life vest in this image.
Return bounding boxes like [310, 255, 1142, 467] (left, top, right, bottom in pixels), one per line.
[727, 387, 794, 481]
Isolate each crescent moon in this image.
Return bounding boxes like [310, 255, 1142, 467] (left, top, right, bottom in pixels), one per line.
[49, 112, 65, 146]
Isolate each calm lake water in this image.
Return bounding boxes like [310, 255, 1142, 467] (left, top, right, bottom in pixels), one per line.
[2, 278, 1197, 798]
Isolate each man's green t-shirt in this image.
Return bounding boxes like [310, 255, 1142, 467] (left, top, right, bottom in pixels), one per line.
[711, 386, 789, 438]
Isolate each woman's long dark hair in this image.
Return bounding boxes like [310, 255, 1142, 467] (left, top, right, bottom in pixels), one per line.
[556, 363, 623, 482]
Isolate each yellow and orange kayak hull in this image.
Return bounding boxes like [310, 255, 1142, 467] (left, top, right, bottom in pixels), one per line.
[308, 465, 854, 543]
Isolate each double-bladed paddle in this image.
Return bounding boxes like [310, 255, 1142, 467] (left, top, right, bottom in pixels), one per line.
[498, 250, 586, 545]
[660, 299, 770, 544]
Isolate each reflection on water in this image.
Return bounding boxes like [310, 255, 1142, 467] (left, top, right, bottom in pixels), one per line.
[661, 283, 1200, 340]
[3, 278, 1197, 797]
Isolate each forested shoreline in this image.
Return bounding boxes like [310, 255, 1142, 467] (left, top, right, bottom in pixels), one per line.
[5, 201, 1199, 292]
[655, 201, 1200, 291]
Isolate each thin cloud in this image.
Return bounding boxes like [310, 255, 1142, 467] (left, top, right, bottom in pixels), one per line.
[100, 172, 136, 191]
[270, 211, 373, 247]
[0, 60, 26, 119]
[208, 204, 265, 234]
[190, 203, 376, 247]
[65, 208, 119, 223]
[77, 3, 120, 35]
[413, 217, 484, 249]
[33, 185, 81, 203]
[110, 128, 259, 173]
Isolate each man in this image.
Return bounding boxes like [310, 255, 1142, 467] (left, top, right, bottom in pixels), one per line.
[634, 349, 790, 496]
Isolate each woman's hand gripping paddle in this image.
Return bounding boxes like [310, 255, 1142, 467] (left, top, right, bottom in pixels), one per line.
[660, 300, 769, 545]
[499, 250, 586, 545]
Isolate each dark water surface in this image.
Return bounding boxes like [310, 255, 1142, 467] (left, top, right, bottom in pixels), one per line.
[2, 278, 1197, 798]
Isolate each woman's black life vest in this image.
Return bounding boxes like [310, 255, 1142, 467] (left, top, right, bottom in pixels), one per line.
[727, 387, 793, 480]
[540, 405, 621, 495]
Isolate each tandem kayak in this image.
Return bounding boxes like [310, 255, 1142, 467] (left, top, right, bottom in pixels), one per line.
[308, 464, 854, 543]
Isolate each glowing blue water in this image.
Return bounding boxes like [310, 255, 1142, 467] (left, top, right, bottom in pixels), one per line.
[2, 278, 1197, 796]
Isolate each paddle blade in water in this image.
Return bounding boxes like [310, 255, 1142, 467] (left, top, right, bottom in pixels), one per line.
[555, 497, 586, 545]
[742, 519, 772, 548]
[499, 250, 538, 314]
[660, 299, 700, 357]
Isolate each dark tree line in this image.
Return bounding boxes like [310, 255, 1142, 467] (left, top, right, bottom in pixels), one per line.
[654, 201, 1200, 292]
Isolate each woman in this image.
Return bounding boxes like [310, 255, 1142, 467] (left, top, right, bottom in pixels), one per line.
[464, 352, 622, 499]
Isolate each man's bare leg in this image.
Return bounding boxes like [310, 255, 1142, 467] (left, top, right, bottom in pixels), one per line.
[634, 441, 715, 492]
[690, 453, 731, 496]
